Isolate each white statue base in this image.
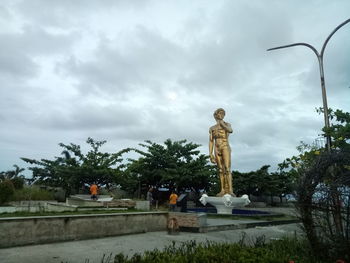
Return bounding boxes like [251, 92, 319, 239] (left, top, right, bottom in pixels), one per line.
[199, 194, 250, 215]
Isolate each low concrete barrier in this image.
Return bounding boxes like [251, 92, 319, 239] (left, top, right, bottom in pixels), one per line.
[0, 212, 167, 248]
[2, 199, 150, 213]
[66, 197, 104, 207]
[2, 201, 57, 213]
[135, 201, 150, 211]
[47, 202, 78, 212]
[168, 212, 207, 232]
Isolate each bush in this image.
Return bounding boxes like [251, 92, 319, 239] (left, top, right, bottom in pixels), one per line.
[0, 180, 15, 204]
[110, 237, 322, 263]
[10, 177, 25, 189]
[10, 187, 54, 201]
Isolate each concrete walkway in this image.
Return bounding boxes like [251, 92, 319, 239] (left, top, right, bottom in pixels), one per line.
[0, 222, 302, 263]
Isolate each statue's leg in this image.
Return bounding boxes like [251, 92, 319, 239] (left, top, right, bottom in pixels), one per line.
[216, 152, 225, 196]
[222, 148, 233, 195]
[227, 171, 233, 196]
[218, 168, 225, 196]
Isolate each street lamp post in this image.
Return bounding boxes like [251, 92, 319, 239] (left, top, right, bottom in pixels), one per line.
[267, 18, 350, 152]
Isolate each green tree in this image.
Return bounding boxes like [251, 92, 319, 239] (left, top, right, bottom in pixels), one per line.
[21, 137, 130, 196]
[320, 108, 350, 150]
[0, 164, 26, 189]
[0, 164, 25, 179]
[233, 170, 259, 196]
[0, 180, 15, 204]
[233, 165, 271, 197]
[233, 165, 296, 203]
[126, 139, 216, 193]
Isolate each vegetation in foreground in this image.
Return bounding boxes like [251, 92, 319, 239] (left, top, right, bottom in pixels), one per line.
[96, 237, 332, 263]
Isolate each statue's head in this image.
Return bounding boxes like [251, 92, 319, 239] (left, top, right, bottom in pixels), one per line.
[213, 108, 225, 120]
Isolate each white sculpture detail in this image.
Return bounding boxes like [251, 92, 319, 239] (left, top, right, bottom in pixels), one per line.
[199, 193, 208, 206]
[199, 193, 251, 214]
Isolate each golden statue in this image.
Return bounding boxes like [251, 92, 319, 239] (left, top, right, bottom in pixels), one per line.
[209, 108, 234, 196]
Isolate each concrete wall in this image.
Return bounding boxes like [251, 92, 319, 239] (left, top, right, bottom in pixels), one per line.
[0, 212, 167, 248]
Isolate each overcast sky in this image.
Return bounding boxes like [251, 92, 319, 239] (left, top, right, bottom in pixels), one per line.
[0, 0, 349, 176]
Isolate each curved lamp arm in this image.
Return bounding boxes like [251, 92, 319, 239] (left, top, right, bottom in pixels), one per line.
[267, 42, 319, 57]
[321, 18, 350, 58]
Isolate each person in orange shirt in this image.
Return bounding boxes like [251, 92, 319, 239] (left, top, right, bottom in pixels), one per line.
[90, 183, 98, 201]
[169, 191, 178, 211]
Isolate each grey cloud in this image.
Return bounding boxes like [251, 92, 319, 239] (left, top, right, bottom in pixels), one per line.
[326, 43, 350, 91]
[36, 102, 142, 131]
[59, 27, 186, 96]
[0, 4, 11, 21]
[0, 52, 37, 79]
[0, 25, 78, 79]
[57, 1, 299, 99]
[0, 25, 78, 55]
[177, 7, 296, 95]
[15, 0, 151, 29]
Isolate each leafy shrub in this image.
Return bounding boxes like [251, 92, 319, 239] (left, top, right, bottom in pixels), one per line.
[111, 237, 323, 263]
[0, 180, 15, 204]
[10, 187, 54, 201]
[10, 177, 25, 189]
